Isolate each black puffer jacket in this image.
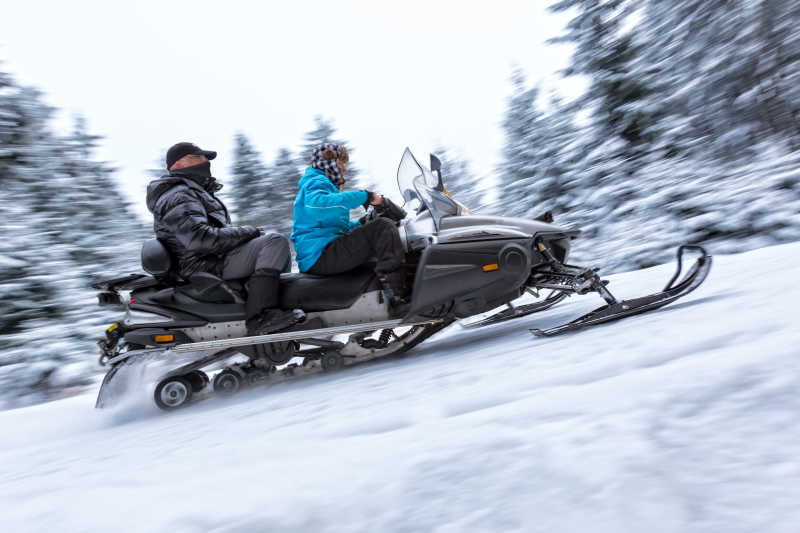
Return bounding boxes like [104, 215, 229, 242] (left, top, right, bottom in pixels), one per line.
[146, 171, 259, 278]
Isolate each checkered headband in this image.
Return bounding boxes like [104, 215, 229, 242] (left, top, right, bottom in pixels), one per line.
[310, 143, 348, 186]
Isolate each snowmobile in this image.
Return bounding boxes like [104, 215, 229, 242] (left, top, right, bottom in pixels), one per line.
[93, 148, 711, 410]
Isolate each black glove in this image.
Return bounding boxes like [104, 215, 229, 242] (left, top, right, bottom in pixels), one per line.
[363, 190, 377, 208]
[359, 206, 378, 225]
[375, 197, 407, 222]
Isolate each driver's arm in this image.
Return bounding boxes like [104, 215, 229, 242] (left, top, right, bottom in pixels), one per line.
[303, 180, 369, 210]
[162, 189, 259, 255]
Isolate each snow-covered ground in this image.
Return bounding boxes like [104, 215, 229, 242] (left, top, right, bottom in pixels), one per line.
[1, 243, 798, 533]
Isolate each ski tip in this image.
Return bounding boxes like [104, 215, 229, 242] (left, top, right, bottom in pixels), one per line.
[530, 328, 545, 337]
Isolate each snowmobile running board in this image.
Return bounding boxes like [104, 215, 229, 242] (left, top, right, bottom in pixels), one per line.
[107, 318, 440, 365]
[531, 245, 711, 337]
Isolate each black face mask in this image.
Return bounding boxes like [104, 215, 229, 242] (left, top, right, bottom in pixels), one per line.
[172, 161, 221, 192]
[174, 161, 212, 178]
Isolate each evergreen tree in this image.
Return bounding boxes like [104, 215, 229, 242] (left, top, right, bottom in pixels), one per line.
[550, 0, 658, 153]
[432, 146, 487, 213]
[497, 72, 582, 220]
[495, 1, 800, 270]
[230, 132, 271, 228]
[267, 147, 302, 236]
[0, 69, 147, 407]
[229, 134, 300, 236]
[631, 0, 800, 158]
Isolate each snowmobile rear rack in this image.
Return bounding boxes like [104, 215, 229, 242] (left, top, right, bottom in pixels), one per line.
[531, 245, 711, 337]
[91, 273, 159, 292]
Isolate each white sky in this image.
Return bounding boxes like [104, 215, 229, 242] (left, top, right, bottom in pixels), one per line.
[1, 0, 579, 219]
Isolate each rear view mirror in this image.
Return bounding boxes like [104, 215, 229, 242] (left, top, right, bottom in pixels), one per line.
[430, 154, 442, 173]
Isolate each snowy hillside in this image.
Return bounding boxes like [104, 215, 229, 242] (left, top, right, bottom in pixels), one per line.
[1, 243, 798, 533]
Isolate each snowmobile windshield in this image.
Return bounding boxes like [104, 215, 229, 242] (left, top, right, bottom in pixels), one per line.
[396, 148, 460, 228]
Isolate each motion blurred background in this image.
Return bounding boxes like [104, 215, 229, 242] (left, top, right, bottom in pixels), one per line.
[1, 0, 798, 407]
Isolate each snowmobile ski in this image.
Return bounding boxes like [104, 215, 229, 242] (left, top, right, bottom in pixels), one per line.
[531, 245, 711, 337]
[461, 290, 568, 329]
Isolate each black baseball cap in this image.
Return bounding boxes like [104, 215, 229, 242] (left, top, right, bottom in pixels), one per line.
[166, 142, 217, 169]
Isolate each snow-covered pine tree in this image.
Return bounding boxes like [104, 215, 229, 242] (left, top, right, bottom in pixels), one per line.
[757, 0, 800, 149]
[0, 69, 148, 407]
[541, 0, 800, 269]
[549, 0, 658, 153]
[229, 134, 299, 235]
[431, 146, 487, 213]
[230, 132, 270, 228]
[266, 147, 302, 236]
[497, 71, 583, 221]
[621, 0, 800, 259]
[52, 117, 146, 272]
[496, 71, 544, 218]
[0, 76, 94, 406]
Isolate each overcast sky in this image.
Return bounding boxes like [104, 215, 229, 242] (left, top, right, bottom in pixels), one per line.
[1, 0, 579, 219]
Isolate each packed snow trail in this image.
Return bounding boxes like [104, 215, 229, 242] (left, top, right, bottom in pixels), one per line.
[1, 243, 799, 533]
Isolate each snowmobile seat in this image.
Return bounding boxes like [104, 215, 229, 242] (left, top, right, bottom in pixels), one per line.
[278, 265, 378, 312]
[141, 239, 245, 304]
[141, 239, 175, 281]
[178, 273, 246, 304]
[141, 240, 378, 309]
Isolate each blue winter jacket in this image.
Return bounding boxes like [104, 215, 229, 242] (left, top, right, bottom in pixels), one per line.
[291, 167, 368, 272]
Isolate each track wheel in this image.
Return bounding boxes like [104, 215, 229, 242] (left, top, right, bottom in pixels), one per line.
[321, 352, 344, 372]
[213, 369, 242, 395]
[154, 376, 193, 411]
[185, 370, 210, 392]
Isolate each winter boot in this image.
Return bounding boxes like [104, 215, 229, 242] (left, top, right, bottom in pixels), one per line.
[378, 267, 410, 316]
[245, 268, 304, 336]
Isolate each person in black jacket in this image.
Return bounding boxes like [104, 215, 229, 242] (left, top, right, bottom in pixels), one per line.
[146, 142, 300, 336]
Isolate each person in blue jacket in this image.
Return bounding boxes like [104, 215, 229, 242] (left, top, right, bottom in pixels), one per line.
[291, 143, 407, 306]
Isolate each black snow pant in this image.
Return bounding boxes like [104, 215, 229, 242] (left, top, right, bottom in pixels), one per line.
[307, 218, 404, 276]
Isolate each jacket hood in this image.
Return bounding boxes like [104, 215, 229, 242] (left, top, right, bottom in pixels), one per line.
[147, 175, 185, 213]
[146, 173, 222, 213]
[298, 167, 330, 189]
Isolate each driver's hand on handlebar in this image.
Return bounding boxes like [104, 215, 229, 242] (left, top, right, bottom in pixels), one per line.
[363, 190, 384, 207]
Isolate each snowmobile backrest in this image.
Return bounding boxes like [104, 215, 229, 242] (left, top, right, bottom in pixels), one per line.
[141, 239, 173, 278]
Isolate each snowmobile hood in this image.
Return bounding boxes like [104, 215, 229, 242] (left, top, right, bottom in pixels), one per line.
[438, 215, 579, 241]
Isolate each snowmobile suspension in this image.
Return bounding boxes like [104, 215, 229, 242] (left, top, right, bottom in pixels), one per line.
[105, 318, 440, 366]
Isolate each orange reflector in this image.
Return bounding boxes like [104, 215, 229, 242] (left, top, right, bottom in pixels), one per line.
[155, 334, 175, 343]
[482, 263, 499, 272]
